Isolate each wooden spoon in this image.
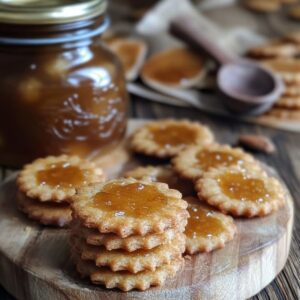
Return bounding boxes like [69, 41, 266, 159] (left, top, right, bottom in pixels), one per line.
[170, 16, 284, 115]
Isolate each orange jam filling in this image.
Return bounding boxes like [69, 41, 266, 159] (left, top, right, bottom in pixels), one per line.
[196, 149, 242, 171]
[37, 162, 88, 188]
[142, 48, 204, 86]
[185, 205, 224, 239]
[218, 172, 271, 203]
[149, 124, 197, 148]
[92, 182, 168, 217]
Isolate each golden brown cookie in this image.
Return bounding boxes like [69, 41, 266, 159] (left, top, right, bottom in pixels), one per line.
[72, 233, 185, 273]
[75, 255, 184, 291]
[244, 0, 281, 13]
[285, 31, 300, 44]
[184, 197, 236, 254]
[108, 38, 147, 81]
[141, 47, 205, 89]
[71, 178, 189, 237]
[74, 220, 184, 252]
[247, 39, 300, 58]
[172, 144, 260, 181]
[265, 107, 300, 120]
[263, 58, 300, 85]
[130, 120, 214, 159]
[16, 191, 72, 227]
[275, 96, 300, 108]
[196, 165, 286, 217]
[17, 155, 104, 203]
[124, 165, 195, 196]
[288, 4, 300, 20]
[283, 84, 300, 97]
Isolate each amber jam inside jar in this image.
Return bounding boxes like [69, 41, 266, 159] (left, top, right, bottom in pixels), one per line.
[0, 0, 128, 166]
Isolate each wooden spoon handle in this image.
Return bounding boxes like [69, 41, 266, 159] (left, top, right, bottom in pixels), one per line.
[170, 15, 235, 65]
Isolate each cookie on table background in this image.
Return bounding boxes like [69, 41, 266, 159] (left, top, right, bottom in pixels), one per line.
[130, 119, 214, 159]
[275, 96, 300, 108]
[244, 0, 282, 13]
[184, 197, 236, 254]
[75, 254, 184, 291]
[265, 107, 300, 120]
[172, 144, 260, 181]
[288, 4, 300, 20]
[16, 191, 72, 227]
[124, 165, 195, 196]
[16, 155, 104, 227]
[196, 165, 286, 218]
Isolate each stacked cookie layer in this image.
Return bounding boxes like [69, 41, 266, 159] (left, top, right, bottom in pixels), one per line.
[17, 155, 103, 228]
[70, 178, 188, 291]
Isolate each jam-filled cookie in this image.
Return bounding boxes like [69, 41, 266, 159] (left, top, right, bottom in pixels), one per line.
[124, 165, 195, 196]
[72, 234, 185, 274]
[17, 155, 104, 202]
[71, 178, 189, 237]
[173, 144, 260, 181]
[196, 165, 286, 217]
[17, 191, 72, 227]
[184, 197, 236, 254]
[247, 39, 300, 59]
[130, 120, 214, 159]
[75, 254, 184, 291]
[74, 220, 184, 252]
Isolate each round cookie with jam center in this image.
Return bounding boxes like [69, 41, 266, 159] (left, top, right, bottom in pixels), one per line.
[196, 165, 286, 217]
[17, 155, 104, 203]
[124, 165, 195, 196]
[72, 233, 185, 273]
[173, 144, 260, 181]
[130, 119, 214, 159]
[184, 197, 236, 254]
[75, 254, 184, 291]
[73, 219, 184, 252]
[71, 178, 189, 237]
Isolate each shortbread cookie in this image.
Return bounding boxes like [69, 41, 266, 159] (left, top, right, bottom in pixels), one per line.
[288, 4, 300, 20]
[196, 166, 286, 217]
[244, 0, 281, 13]
[73, 234, 185, 273]
[285, 31, 300, 44]
[16, 191, 72, 227]
[108, 38, 147, 81]
[173, 144, 259, 181]
[75, 256, 184, 291]
[75, 221, 184, 252]
[283, 84, 300, 97]
[248, 39, 300, 58]
[141, 47, 205, 88]
[265, 107, 300, 120]
[263, 58, 300, 84]
[184, 197, 236, 254]
[17, 155, 104, 203]
[130, 120, 214, 159]
[124, 165, 195, 196]
[71, 178, 188, 237]
[275, 96, 300, 108]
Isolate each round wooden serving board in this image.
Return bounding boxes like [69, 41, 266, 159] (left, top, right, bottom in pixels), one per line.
[0, 120, 294, 300]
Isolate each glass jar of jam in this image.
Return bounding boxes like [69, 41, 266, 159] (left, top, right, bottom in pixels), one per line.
[0, 0, 129, 166]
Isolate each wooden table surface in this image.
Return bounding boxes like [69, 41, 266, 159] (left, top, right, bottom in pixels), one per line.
[0, 97, 299, 299]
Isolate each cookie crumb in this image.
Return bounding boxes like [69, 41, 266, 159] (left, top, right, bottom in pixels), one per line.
[238, 134, 276, 154]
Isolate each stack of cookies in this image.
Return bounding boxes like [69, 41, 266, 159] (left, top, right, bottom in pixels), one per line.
[247, 31, 300, 121]
[128, 120, 285, 254]
[70, 177, 188, 291]
[17, 155, 103, 227]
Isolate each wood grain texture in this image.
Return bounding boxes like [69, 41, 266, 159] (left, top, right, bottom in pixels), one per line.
[0, 120, 294, 300]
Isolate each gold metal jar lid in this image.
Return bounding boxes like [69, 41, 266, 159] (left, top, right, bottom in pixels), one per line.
[0, 0, 107, 24]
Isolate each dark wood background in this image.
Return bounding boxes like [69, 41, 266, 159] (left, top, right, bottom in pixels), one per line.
[0, 97, 299, 299]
